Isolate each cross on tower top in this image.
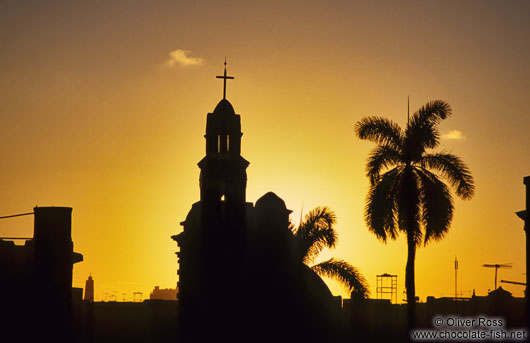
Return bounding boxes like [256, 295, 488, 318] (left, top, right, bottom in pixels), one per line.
[216, 58, 234, 100]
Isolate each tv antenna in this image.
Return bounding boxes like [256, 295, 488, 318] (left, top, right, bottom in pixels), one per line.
[454, 257, 458, 300]
[500, 280, 526, 286]
[482, 263, 512, 290]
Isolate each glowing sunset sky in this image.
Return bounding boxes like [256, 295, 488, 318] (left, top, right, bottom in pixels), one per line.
[1, 1, 529, 301]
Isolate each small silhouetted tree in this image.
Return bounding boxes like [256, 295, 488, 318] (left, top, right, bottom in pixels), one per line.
[354, 100, 474, 324]
[291, 206, 369, 297]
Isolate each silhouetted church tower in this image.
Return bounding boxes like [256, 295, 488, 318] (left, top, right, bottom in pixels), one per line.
[199, 62, 249, 207]
[173, 62, 251, 342]
[173, 62, 337, 343]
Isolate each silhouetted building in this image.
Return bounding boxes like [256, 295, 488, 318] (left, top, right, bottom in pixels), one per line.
[516, 175, 529, 323]
[84, 274, 94, 302]
[0, 206, 83, 342]
[149, 286, 177, 300]
[172, 65, 337, 342]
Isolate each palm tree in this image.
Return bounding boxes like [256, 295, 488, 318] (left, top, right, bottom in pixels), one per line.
[291, 206, 369, 298]
[354, 100, 474, 321]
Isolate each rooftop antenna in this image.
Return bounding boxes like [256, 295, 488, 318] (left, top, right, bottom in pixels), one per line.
[133, 291, 143, 303]
[482, 263, 512, 290]
[0, 212, 34, 220]
[216, 57, 234, 100]
[455, 256, 458, 300]
[0, 211, 35, 240]
[500, 280, 526, 286]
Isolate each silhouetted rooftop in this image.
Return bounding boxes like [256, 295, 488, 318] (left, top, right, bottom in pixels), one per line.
[255, 192, 292, 214]
[488, 286, 513, 298]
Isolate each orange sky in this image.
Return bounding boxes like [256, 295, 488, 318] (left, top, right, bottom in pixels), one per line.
[1, 1, 529, 302]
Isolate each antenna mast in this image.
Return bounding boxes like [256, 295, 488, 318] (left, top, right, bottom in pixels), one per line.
[455, 256, 458, 299]
[482, 263, 512, 290]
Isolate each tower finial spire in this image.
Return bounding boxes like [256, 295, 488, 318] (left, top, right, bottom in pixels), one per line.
[216, 58, 234, 100]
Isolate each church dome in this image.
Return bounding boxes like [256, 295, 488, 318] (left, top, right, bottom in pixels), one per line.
[255, 192, 292, 214]
[213, 99, 235, 116]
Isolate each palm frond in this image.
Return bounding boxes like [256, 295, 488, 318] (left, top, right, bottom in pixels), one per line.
[294, 206, 337, 264]
[311, 258, 369, 298]
[366, 145, 402, 185]
[405, 100, 452, 154]
[409, 100, 452, 127]
[420, 152, 475, 199]
[365, 167, 400, 242]
[416, 168, 454, 245]
[355, 117, 403, 149]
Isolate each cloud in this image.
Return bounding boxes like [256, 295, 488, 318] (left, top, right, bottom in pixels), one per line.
[442, 130, 465, 140]
[166, 49, 205, 67]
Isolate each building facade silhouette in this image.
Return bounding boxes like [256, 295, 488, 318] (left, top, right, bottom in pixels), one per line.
[0, 206, 83, 342]
[84, 274, 94, 302]
[149, 286, 178, 301]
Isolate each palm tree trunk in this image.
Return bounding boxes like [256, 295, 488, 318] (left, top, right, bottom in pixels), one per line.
[406, 231, 416, 330]
[402, 165, 418, 331]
